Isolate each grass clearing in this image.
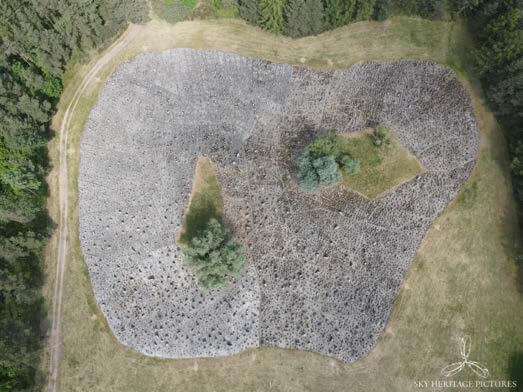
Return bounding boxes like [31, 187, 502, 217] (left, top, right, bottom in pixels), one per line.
[151, 0, 192, 23]
[177, 157, 223, 246]
[341, 130, 424, 198]
[45, 15, 522, 392]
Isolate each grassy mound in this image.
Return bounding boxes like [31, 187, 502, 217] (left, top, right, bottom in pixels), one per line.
[177, 157, 223, 246]
[298, 130, 423, 198]
[342, 129, 424, 198]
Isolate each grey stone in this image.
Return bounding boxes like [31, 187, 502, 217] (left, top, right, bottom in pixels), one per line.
[79, 49, 478, 362]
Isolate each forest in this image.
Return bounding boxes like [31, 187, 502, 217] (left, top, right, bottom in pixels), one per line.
[0, 1, 148, 389]
[239, 0, 447, 36]
[462, 0, 522, 227]
[0, 0, 521, 390]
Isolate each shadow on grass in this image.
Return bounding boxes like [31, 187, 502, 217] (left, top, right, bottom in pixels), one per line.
[177, 157, 223, 246]
[178, 194, 222, 246]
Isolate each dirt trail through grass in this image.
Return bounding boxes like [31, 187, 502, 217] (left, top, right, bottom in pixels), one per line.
[47, 24, 142, 392]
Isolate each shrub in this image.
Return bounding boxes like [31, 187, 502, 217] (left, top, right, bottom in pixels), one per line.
[370, 125, 391, 148]
[307, 134, 346, 158]
[297, 134, 360, 192]
[313, 155, 342, 187]
[297, 151, 342, 192]
[182, 218, 246, 289]
[340, 155, 361, 175]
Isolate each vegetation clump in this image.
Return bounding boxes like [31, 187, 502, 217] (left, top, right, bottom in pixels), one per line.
[182, 218, 246, 289]
[370, 125, 391, 148]
[297, 129, 423, 198]
[297, 134, 360, 193]
[0, 1, 148, 389]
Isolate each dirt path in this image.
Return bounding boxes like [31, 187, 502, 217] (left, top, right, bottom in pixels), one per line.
[47, 24, 142, 392]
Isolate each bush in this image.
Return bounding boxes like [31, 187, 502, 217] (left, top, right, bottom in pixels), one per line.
[370, 125, 391, 148]
[182, 218, 246, 289]
[297, 134, 360, 192]
[297, 152, 342, 192]
[340, 155, 361, 174]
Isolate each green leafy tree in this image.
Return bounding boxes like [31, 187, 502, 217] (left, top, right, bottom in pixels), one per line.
[183, 219, 246, 289]
[510, 141, 523, 177]
[314, 155, 342, 186]
[0, 0, 149, 389]
[297, 152, 342, 192]
[485, 58, 522, 118]
[259, 0, 287, 33]
[297, 134, 360, 192]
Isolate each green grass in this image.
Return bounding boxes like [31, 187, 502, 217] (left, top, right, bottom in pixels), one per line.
[178, 157, 223, 246]
[47, 16, 522, 392]
[152, 0, 192, 23]
[153, 0, 236, 23]
[180, 0, 198, 10]
[342, 131, 423, 198]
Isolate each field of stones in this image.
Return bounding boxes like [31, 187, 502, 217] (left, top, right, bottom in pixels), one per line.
[78, 49, 478, 363]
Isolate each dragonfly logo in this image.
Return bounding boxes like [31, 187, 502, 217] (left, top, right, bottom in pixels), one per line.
[441, 336, 489, 379]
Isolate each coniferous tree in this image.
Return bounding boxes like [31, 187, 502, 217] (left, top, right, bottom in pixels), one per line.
[286, 0, 324, 37]
[0, 0, 149, 388]
[239, 0, 261, 24]
[259, 0, 287, 34]
[354, 0, 376, 20]
[474, 8, 522, 78]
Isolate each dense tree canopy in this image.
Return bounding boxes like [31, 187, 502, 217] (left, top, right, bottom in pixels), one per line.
[297, 134, 360, 192]
[463, 0, 522, 213]
[238, 0, 445, 37]
[0, 0, 148, 389]
[182, 218, 246, 289]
